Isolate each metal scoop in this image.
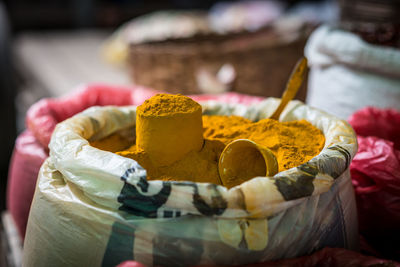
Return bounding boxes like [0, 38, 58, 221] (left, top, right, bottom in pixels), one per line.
[217, 57, 308, 187]
[218, 139, 278, 188]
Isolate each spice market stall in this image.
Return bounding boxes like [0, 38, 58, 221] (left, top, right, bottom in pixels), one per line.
[23, 93, 358, 267]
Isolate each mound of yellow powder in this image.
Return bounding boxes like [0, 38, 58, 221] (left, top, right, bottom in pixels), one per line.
[202, 115, 325, 172]
[90, 133, 132, 153]
[91, 114, 325, 186]
[118, 139, 224, 184]
[138, 94, 200, 116]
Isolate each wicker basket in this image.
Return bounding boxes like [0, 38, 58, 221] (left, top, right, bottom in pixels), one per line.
[128, 26, 309, 100]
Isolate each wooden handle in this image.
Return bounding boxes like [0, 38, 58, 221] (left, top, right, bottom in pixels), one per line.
[270, 57, 308, 120]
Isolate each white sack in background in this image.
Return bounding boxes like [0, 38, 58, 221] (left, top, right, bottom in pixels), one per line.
[305, 25, 400, 119]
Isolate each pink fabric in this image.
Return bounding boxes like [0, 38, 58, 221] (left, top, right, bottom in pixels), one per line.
[8, 83, 264, 240]
[6, 130, 47, 238]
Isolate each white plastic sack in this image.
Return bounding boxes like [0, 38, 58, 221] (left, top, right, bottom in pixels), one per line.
[23, 99, 358, 267]
[305, 25, 400, 119]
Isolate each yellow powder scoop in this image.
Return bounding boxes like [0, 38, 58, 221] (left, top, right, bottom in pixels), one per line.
[218, 57, 308, 188]
[136, 94, 204, 166]
[218, 139, 278, 188]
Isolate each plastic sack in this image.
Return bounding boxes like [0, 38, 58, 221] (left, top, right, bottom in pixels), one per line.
[305, 25, 400, 119]
[7, 84, 156, 240]
[7, 84, 264, 241]
[349, 107, 400, 260]
[23, 98, 358, 267]
[348, 107, 400, 149]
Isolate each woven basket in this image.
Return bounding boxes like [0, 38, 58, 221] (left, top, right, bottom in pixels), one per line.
[128, 27, 308, 100]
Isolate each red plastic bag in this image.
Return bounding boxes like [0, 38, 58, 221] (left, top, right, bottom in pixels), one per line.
[243, 248, 400, 267]
[6, 130, 47, 238]
[117, 261, 147, 267]
[120, 248, 400, 267]
[348, 107, 400, 260]
[9, 84, 157, 239]
[8, 84, 264, 240]
[349, 107, 400, 149]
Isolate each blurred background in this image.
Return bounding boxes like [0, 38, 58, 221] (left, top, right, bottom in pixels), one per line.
[1, 0, 400, 266]
[0, 0, 337, 212]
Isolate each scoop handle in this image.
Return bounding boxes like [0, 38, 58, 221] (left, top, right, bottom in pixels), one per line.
[270, 57, 308, 120]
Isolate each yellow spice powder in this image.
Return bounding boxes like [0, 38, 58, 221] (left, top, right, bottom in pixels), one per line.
[91, 115, 325, 185]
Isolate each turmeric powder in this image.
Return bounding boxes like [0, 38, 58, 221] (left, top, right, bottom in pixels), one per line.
[118, 139, 224, 184]
[90, 132, 132, 152]
[119, 93, 222, 184]
[138, 93, 201, 116]
[203, 115, 325, 172]
[91, 94, 325, 187]
[136, 94, 204, 166]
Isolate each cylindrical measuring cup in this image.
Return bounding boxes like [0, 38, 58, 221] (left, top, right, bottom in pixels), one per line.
[218, 139, 278, 188]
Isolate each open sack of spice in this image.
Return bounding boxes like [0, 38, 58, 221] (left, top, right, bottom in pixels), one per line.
[23, 92, 358, 267]
[7, 83, 263, 241]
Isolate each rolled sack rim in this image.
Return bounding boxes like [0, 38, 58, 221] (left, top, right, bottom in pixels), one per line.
[305, 25, 400, 78]
[48, 98, 357, 219]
